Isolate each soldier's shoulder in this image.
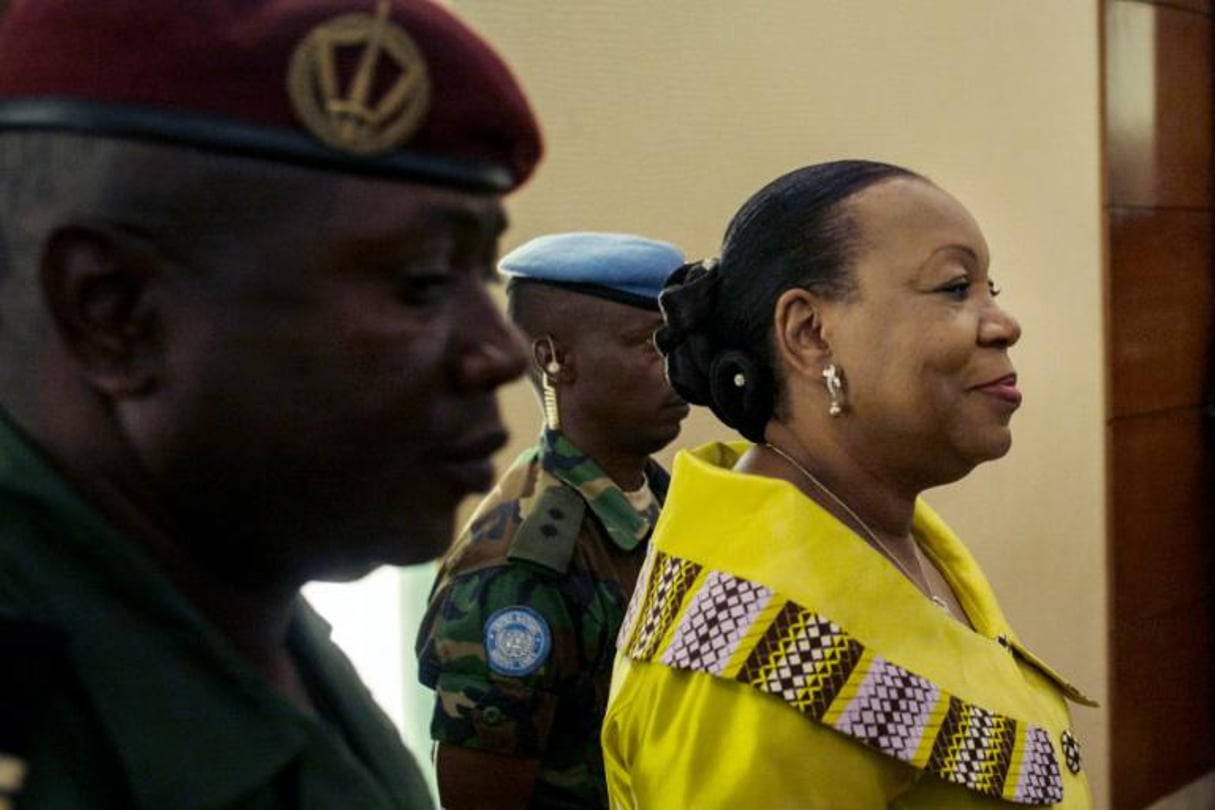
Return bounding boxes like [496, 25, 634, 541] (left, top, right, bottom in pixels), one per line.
[444, 500, 520, 574]
[442, 454, 591, 579]
[433, 541, 572, 613]
[439, 455, 544, 575]
[507, 483, 587, 576]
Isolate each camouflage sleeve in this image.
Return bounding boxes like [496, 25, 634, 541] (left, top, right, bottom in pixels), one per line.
[417, 564, 576, 759]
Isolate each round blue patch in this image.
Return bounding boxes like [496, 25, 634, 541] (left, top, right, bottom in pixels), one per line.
[484, 606, 551, 676]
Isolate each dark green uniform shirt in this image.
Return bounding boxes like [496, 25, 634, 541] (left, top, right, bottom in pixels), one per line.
[0, 412, 434, 809]
[415, 430, 669, 810]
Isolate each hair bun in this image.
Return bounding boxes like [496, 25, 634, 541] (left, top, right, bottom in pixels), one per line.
[655, 259, 721, 407]
[656, 259, 720, 347]
[708, 349, 772, 443]
[657, 258, 773, 441]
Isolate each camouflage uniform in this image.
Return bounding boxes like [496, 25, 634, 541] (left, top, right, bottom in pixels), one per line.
[416, 429, 669, 810]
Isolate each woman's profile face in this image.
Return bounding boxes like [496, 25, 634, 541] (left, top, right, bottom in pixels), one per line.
[823, 177, 1022, 485]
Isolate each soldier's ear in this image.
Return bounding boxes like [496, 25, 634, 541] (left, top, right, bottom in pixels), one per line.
[41, 224, 168, 400]
[533, 336, 575, 382]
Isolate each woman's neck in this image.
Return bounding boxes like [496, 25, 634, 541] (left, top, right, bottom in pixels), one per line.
[740, 424, 973, 627]
[754, 422, 917, 538]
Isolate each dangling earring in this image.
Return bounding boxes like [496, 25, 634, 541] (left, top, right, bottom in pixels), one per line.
[535, 334, 562, 430]
[541, 382, 561, 430]
[541, 365, 561, 430]
[822, 363, 845, 416]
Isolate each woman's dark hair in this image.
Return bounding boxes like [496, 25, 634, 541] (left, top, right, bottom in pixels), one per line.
[657, 159, 922, 441]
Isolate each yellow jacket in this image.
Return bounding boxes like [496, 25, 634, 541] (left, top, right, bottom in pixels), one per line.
[603, 443, 1094, 809]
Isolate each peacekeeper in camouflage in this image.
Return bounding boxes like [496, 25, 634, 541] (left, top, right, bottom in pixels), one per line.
[416, 232, 690, 810]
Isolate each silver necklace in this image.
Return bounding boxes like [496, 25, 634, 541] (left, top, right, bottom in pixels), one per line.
[763, 443, 950, 612]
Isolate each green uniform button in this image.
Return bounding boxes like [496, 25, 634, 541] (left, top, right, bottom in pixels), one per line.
[482, 706, 503, 725]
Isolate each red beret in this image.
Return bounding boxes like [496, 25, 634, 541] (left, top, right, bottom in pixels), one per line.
[0, 0, 542, 191]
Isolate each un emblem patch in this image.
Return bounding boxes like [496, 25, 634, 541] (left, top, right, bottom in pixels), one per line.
[484, 606, 551, 676]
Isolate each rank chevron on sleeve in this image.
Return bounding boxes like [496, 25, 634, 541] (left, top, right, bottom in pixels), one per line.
[617, 550, 1065, 806]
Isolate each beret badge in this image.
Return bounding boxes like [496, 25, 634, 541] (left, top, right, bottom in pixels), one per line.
[287, 0, 431, 156]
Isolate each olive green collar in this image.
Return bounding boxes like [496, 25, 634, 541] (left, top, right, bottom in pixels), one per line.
[538, 429, 668, 552]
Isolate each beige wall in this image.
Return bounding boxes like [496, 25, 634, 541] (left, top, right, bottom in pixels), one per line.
[452, 1, 1109, 804]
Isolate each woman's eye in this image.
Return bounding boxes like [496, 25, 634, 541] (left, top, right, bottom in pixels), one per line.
[940, 279, 971, 300]
[937, 277, 1000, 301]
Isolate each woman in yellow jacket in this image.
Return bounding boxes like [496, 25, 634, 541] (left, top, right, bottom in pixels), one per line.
[602, 161, 1095, 808]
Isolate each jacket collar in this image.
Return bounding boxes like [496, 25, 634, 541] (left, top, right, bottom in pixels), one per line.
[537, 429, 668, 551]
[655, 442, 1086, 711]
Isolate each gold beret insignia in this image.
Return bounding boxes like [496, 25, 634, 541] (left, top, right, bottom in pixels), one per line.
[287, 0, 430, 156]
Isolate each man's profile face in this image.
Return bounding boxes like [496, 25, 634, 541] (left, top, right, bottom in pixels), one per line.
[145, 173, 526, 582]
[564, 299, 689, 459]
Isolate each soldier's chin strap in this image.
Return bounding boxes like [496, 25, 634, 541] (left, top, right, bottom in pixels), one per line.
[0, 613, 70, 807]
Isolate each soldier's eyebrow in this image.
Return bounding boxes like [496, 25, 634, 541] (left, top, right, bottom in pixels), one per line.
[415, 204, 507, 243]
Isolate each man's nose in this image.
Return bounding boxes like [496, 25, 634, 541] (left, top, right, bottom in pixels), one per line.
[457, 294, 528, 392]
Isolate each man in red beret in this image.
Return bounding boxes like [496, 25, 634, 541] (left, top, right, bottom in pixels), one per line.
[0, 1, 541, 807]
